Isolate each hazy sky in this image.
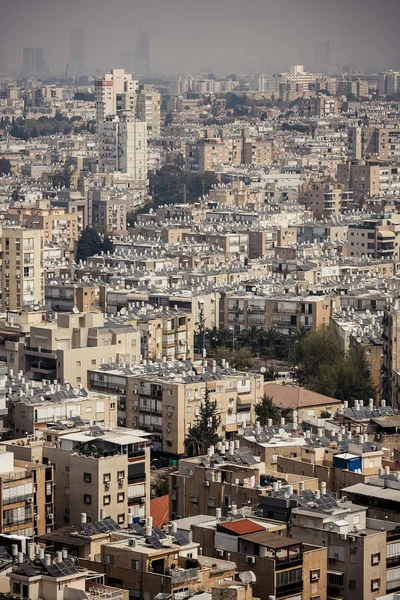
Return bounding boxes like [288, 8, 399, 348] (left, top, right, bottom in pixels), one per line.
[1, 0, 400, 75]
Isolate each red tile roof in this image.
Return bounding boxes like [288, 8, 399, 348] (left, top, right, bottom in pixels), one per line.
[150, 495, 169, 528]
[217, 519, 266, 536]
[264, 383, 342, 410]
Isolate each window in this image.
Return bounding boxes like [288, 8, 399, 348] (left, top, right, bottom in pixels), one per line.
[118, 471, 125, 479]
[118, 513, 125, 524]
[104, 495, 111, 505]
[65, 466, 70, 472]
[91, 359, 96, 365]
[190, 495, 199, 503]
[208, 497, 216, 507]
[76, 361, 81, 367]
[349, 580, 355, 590]
[76, 377, 81, 383]
[110, 403, 116, 410]
[105, 554, 114, 565]
[12, 583, 21, 594]
[371, 553, 380, 565]
[117, 493, 125, 503]
[371, 580, 380, 592]
[84, 472, 92, 483]
[104, 474, 111, 483]
[129, 590, 140, 599]
[132, 559, 140, 570]
[311, 569, 320, 582]
[84, 494, 91, 504]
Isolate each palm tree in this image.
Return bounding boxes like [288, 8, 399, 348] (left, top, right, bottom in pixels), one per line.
[241, 326, 264, 353]
[255, 395, 281, 426]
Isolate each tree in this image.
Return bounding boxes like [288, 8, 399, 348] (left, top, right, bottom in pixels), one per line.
[294, 326, 377, 405]
[0, 158, 11, 176]
[215, 346, 254, 371]
[255, 395, 281, 426]
[240, 326, 265, 354]
[151, 472, 169, 498]
[76, 227, 114, 262]
[184, 387, 221, 457]
[164, 113, 174, 127]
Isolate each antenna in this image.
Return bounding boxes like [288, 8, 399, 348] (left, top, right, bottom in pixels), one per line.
[239, 571, 257, 585]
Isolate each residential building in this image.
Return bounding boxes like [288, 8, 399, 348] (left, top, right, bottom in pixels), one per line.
[95, 69, 138, 127]
[88, 360, 263, 454]
[135, 308, 194, 361]
[45, 280, 106, 314]
[302, 182, 353, 219]
[347, 216, 400, 260]
[1, 227, 44, 311]
[0, 448, 54, 538]
[98, 114, 147, 180]
[136, 86, 161, 138]
[3, 425, 151, 528]
[382, 301, 400, 407]
[21, 312, 140, 387]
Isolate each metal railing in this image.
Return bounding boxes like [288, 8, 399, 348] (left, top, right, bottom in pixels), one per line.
[170, 568, 200, 584]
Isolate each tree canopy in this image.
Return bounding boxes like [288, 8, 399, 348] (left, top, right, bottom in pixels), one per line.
[76, 227, 114, 262]
[149, 165, 218, 207]
[294, 326, 376, 405]
[0, 158, 11, 176]
[184, 387, 221, 457]
[255, 395, 281, 426]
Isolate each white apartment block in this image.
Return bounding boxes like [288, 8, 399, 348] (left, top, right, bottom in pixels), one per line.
[95, 69, 138, 126]
[99, 115, 147, 180]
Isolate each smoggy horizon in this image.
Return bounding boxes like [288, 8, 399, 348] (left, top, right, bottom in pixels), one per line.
[1, 0, 400, 76]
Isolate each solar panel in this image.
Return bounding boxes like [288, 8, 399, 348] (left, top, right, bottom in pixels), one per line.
[94, 521, 109, 533]
[87, 523, 100, 535]
[104, 518, 121, 531]
[44, 563, 63, 578]
[146, 535, 164, 549]
[81, 524, 93, 536]
[173, 532, 187, 546]
[154, 526, 167, 539]
[21, 562, 36, 577]
[232, 513, 244, 520]
[219, 516, 228, 522]
[0, 547, 11, 560]
[132, 524, 146, 536]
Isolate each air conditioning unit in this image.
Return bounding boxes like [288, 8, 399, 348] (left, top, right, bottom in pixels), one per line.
[311, 572, 319, 582]
[246, 556, 256, 564]
[47, 513, 53, 519]
[216, 549, 224, 557]
[167, 411, 172, 417]
[339, 533, 347, 540]
[119, 478, 125, 484]
[34, 515, 40, 521]
[105, 482, 110, 488]
[26, 497, 33, 503]
[204, 480, 210, 487]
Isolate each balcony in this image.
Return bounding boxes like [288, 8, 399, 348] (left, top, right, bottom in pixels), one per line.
[275, 553, 303, 571]
[276, 581, 303, 598]
[31, 361, 56, 374]
[387, 555, 400, 568]
[24, 346, 57, 358]
[3, 493, 33, 506]
[171, 568, 201, 585]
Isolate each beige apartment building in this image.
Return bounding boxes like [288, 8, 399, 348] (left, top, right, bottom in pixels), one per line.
[221, 292, 331, 334]
[337, 159, 381, 204]
[242, 138, 273, 166]
[89, 360, 264, 455]
[45, 280, 107, 314]
[136, 309, 194, 361]
[382, 301, 400, 407]
[0, 449, 54, 539]
[3, 426, 150, 529]
[8, 198, 79, 253]
[1, 226, 44, 311]
[21, 312, 140, 387]
[136, 85, 161, 138]
[378, 125, 400, 160]
[347, 216, 400, 260]
[302, 182, 353, 219]
[186, 137, 242, 174]
[0, 307, 47, 371]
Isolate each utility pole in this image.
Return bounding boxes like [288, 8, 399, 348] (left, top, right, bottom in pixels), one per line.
[183, 183, 187, 203]
[202, 179, 205, 197]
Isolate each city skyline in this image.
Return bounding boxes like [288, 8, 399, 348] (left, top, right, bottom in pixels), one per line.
[1, 0, 400, 75]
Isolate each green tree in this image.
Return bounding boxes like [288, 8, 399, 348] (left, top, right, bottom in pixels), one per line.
[151, 472, 169, 498]
[0, 158, 11, 176]
[215, 346, 254, 371]
[240, 326, 265, 354]
[295, 326, 342, 388]
[164, 113, 174, 127]
[255, 395, 281, 426]
[184, 387, 221, 457]
[76, 227, 114, 262]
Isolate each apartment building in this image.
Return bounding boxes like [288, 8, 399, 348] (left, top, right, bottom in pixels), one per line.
[45, 280, 106, 314]
[302, 182, 353, 219]
[7, 379, 120, 437]
[221, 292, 331, 334]
[8, 199, 79, 253]
[242, 138, 273, 167]
[0, 449, 54, 539]
[135, 308, 194, 361]
[291, 497, 387, 600]
[81, 520, 236, 600]
[186, 137, 242, 174]
[382, 301, 400, 407]
[21, 312, 140, 387]
[88, 359, 263, 455]
[95, 68, 139, 126]
[191, 516, 327, 600]
[0, 309, 47, 373]
[136, 85, 161, 138]
[1, 227, 44, 311]
[3, 425, 150, 529]
[378, 126, 400, 160]
[98, 114, 148, 180]
[347, 216, 400, 260]
[92, 192, 128, 233]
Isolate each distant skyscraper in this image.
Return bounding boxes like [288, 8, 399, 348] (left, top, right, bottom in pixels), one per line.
[314, 41, 330, 73]
[23, 48, 46, 75]
[70, 28, 85, 73]
[136, 31, 150, 76]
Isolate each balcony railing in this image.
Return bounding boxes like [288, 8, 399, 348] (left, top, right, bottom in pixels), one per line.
[275, 554, 303, 571]
[276, 581, 303, 598]
[387, 555, 400, 568]
[3, 493, 33, 506]
[171, 568, 201, 585]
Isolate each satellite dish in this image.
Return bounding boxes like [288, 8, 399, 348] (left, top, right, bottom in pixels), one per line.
[120, 307, 127, 316]
[260, 367, 266, 373]
[33, 305, 40, 312]
[238, 428, 245, 435]
[239, 571, 256, 585]
[72, 306, 80, 314]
